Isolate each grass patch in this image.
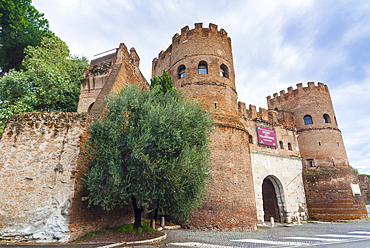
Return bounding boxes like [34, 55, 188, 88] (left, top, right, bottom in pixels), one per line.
[112, 219, 154, 234]
[86, 232, 96, 237]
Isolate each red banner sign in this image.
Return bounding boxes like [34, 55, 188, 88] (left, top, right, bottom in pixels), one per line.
[256, 126, 277, 147]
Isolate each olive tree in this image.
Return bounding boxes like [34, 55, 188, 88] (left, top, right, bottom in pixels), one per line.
[86, 83, 213, 228]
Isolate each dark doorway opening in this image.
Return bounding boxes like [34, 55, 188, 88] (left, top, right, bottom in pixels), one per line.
[262, 177, 280, 221]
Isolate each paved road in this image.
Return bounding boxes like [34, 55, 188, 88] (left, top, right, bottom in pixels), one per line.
[148, 220, 370, 248]
[1, 219, 370, 248]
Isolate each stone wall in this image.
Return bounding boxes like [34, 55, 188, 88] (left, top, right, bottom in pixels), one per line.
[358, 175, 370, 204]
[67, 120, 134, 241]
[152, 23, 258, 230]
[0, 113, 87, 243]
[239, 113, 307, 224]
[152, 23, 237, 116]
[189, 123, 257, 231]
[250, 151, 306, 224]
[0, 112, 134, 243]
[78, 43, 149, 115]
[304, 166, 367, 220]
[358, 175, 370, 194]
[267, 82, 366, 220]
[267, 82, 348, 167]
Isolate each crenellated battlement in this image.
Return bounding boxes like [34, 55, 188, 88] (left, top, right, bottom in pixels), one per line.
[152, 23, 231, 67]
[238, 102, 295, 128]
[267, 82, 329, 108]
[152, 45, 172, 68]
[172, 22, 231, 45]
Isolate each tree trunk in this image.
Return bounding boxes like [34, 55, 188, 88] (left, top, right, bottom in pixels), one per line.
[131, 196, 143, 229]
[154, 200, 160, 221]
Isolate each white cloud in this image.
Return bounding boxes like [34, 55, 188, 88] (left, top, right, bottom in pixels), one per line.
[32, 0, 370, 174]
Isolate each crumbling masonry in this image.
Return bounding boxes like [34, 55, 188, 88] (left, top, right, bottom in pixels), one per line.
[0, 23, 367, 243]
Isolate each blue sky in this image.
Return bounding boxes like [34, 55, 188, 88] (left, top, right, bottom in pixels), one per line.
[32, 0, 370, 174]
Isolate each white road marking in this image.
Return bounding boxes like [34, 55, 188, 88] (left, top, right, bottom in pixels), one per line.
[282, 237, 346, 242]
[97, 243, 125, 248]
[169, 242, 237, 248]
[170, 231, 370, 248]
[231, 239, 307, 245]
[348, 231, 370, 235]
[316, 234, 370, 239]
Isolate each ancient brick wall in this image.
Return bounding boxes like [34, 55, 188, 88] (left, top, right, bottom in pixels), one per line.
[67, 124, 133, 241]
[304, 167, 367, 220]
[77, 52, 116, 113]
[358, 175, 370, 194]
[189, 123, 257, 231]
[152, 23, 257, 230]
[238, 103, 299, 157]
[267, 82, 367, 220]
[152, 23, 238, 116]
[78, 43, 149, 115]
[267, 82, 348, 167]
[358, 175, 370, 204]
[238, 106, 307, 224]
[0, 113, 134, 243]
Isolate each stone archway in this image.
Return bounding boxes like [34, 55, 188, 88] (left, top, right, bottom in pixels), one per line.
[262, 175, 287, 222]
[87, 102, 95, 112]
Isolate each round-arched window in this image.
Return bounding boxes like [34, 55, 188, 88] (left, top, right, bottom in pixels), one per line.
[178, 65, 186, 79]
[279, 141, 284, 149]
[220, 64, 229, 78]
[304, 115, 313, 125]
[288, 142, 292, 151]
[323, 114, 331, 123]
[198, 61, 208, 74]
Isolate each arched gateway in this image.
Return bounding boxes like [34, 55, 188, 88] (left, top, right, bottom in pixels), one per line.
[262, 175, 287, 222]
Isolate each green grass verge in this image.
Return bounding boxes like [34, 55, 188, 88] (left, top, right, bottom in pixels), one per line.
[112, 219, 155, 234]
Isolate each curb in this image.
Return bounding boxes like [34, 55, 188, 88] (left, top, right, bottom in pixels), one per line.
[156, 225, 182, 231]
[96, 233, 167, 248]
[164, 225, 182, 230]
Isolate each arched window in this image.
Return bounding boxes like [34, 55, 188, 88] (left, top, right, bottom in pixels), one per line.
[198, 61, 208, 74]
[288, 143, 292, 151]
[323, 114, 331, 123]
[220, 64, 229, 78]
[304, 115, 313, 125]
[88, 102, 94, 112]
[249, 135, 253, 144]
[279, 141, 284, 149]
[178, 65, 186, 79]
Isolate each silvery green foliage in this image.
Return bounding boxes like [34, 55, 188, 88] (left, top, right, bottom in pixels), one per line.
[87, 84, 213, 225]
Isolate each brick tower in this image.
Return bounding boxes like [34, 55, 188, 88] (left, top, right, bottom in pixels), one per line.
[152, 23, 257, 230]
[267, 82, 367, 220]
